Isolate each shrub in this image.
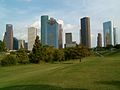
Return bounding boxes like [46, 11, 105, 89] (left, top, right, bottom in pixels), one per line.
[16, 48, 29, 64]
[1, 55, 17, 66]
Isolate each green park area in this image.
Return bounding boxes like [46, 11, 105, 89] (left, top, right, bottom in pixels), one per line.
[0, 50, 120, 90]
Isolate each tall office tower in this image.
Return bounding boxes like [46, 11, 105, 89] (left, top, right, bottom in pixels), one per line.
[13, 37, 18, 50]
[18, 40, 25, 49]
[28, 27, 37, 51]
[97, 33, 102, 47]
[81, 17, 91, 48]
[103, 21, 114, 47]
[65, 33, 72, 44]
[47, 18, 59, 48]
[41, 15, 49, 45]
[3, 24, 13, 50]
[58, 24, 63, 48]
[113, 27, 118, 45]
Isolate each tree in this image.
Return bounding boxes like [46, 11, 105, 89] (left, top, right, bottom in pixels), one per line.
[53, 49, 65, 62]
[29, 36, 43, 63]
[16, 46, 29, 64]
[0, 40, 6, 52]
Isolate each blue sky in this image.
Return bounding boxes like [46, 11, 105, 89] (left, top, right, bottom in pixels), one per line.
[0, 0, 120, 47]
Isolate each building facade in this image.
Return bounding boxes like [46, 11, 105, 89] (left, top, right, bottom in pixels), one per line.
[81, 17, 91, 48]
[4, 24, 13, 50]
[41, 15, 49, 45]
[13, 37, 18, 50]
[28, 27, 37, 51]
[58, 24, 63, 48]
[113, 27, 118, 45]
[47, 18, 59, 48]
[65, 33, 72, 44]
[41, 15, 63, 49]
[103, 21, 114, 47]
[97, 33, 102, 47]
[18, 40, 25, 49]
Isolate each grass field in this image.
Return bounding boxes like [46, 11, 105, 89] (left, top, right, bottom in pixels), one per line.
[0, 53, 120, 90]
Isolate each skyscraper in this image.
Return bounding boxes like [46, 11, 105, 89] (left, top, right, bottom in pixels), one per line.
[58, 24, 63, 48]
[47, 18, 59, 48]
[103, 21, 114, 47]
[81, 17, 91, 48]
[3, 24, 13, 50]
[41, 15, 62, 49]
[28, 27, 37, 51]
[13, 37, 18, 50]
[41, 15, 49, 45]
[97, 33, 102, 47]
[65, 33, 72, 44]
[113, 27, 118, 45]
[18, 40, 25, 49]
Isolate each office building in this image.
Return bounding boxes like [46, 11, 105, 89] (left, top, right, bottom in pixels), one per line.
[13, 37, 18, 50]
[97, 33, 102, 47]
[28, 27, 37, 51]
[81, 17, 91, 48]
[65, 33, 72, 44]
[41, 15, 63, 48]
[3, 24, 13, 50]
[58, 24, 63, 48]
[103, 21, 114, 47]
[41, 15, 49, 45]
[18, 40, 25, 49]
[47, 18, 59, 48]
[113, 27, 118, 45]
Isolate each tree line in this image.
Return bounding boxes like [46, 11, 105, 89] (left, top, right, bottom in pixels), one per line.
[0, 36, 91, 66]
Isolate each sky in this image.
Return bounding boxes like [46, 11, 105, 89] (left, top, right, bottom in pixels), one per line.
[0, 0, 120, 47]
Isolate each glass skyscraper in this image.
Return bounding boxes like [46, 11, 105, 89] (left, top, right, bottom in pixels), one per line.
[47, 18, 59, 48]
[41, 15, 62, 49]
[41, 15, 49, 45]
[103, 21, 114, 47]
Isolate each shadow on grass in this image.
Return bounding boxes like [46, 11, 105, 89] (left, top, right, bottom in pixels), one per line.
[95, 80, 120, 88]
[0, 84, 88, 90]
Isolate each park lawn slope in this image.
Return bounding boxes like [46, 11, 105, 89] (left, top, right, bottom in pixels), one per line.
[0, 56, 120, 90]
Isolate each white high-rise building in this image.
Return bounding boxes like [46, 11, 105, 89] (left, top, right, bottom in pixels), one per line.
[28, 27, 37, 51]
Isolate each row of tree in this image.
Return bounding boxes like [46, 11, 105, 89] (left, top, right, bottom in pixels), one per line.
[0, 36, 91, 66]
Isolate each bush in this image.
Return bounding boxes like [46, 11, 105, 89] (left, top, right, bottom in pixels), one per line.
[1, 55, 17, 66]
[16, 48, 29, 64]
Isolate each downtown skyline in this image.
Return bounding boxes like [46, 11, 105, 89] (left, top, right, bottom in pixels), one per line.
[0, 0, 120, 47]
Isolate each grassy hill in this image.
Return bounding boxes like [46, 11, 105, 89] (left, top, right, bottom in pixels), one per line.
[0, 54, 120, 90]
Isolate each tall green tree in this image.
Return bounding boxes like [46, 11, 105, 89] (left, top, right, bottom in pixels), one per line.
[29, 36, 43, 63]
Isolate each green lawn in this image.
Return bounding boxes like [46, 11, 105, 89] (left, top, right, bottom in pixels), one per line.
[0, 55, 120, 90]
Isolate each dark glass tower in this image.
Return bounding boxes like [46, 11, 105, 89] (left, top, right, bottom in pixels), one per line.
[81, 17, 91, 48]
[4, 24, 13, 50]
[97, 33, 102, 47]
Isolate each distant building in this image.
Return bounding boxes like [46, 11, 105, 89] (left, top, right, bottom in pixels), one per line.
[18, 40, 25, 49]
[65, 33, 76, 48]
[28, 27, 37, 51]
[41, 15, 62, 49]
[47, 18, 59, 48]
[3, 24, 13, 50]
[25, 42, 28, 50]
[58, 24, 63, 48]
[113, 27, 118, 45]
[81, 17, 91, 48]
[97, 33, 102, 47]
[103, 21, 114, 47]
[41, 15, 49, 45]
[65, 33, 72, 44]
[13, 37, 18, 50]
